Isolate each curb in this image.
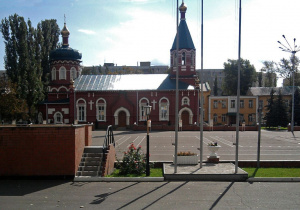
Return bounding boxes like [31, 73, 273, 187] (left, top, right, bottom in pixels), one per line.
[74, 176, 165, 182]
[247, 177, 300, 182]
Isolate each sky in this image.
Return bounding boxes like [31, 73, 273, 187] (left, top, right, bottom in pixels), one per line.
[0, 0, 300, 86]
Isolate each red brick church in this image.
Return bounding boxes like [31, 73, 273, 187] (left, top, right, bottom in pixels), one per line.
[38, 2, 211, 129]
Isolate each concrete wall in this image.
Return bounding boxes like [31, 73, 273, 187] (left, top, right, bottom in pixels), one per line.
[0, 125, 92, 176]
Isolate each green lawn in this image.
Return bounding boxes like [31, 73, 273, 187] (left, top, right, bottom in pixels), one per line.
[106, 168, 163, 177]
[243, 168, 300, 178]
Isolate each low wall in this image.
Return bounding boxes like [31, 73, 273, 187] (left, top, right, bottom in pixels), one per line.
[288, 126, 300, 131]
[0, 124, 92, 177]
[102, 144, 116, 176]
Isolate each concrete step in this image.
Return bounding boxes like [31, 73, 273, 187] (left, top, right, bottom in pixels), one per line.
[83, 153, 102, 158]
[76, 171, 99, 176]
[78, 166, 100, 172]
[84, 146, 103, 153]
[80, 161, 101, 167]
[81, 157, 101, 162]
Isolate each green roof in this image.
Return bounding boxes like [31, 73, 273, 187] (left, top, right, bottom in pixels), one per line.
[171, 19, 195, 50]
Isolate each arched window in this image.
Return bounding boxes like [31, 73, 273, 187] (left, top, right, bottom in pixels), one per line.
[181, 52, 186, 66]
[70, 67, 77, 80]
[159, 97, 169, 121]
[76, 98, 86, 122]
[52, 67, 56, 80]
[191, 51, 195, 66]
[181, 97, 190, 106]
[59, 67, 66, 80]
[96, 98, 106, 121]
[139, 98, 149, 121]
[54, 112, 63, 124]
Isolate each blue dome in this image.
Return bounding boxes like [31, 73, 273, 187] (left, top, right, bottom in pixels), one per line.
[50, 46, 82, 62]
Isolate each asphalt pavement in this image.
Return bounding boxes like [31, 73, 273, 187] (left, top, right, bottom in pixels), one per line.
[1, 180, 299, 209]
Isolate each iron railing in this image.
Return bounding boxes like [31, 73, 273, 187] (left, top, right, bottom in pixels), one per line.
[103, 125, 115, 153]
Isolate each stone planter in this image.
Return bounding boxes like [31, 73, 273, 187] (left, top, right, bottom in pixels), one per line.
[207, 146, 221, 158]
[173, 155, 198, 165]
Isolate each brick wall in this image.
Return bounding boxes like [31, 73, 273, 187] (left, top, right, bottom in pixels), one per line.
[0, 125, 92, 176]
[102, 144, 116, 176]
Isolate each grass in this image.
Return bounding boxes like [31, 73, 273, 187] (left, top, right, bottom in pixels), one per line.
[261, 126, 288, 130]
[106, 168, 163, 177]
[242, 168, 300, 178]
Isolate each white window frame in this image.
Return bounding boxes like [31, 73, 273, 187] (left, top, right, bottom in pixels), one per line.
[52, 67, 56, 80]
[240, 100, 244, 108]
[59, 66, 66, 80]
[70, 67, 77, 80]
[54, 112, 63, 124]
[159, 97, 169, 121]
[181, 96, 190, 106]
[248, 114, 253, 122]
[231, 100, 235, 108]
[139, 98, 149, 121]
[96, 98, 106, 121]
[249, 100, 253, 108]
[213, 100, 218, 109]
[181, 52, 186, 66]
[222, 114, 226, 122]
[76, 98, 86, 122]
[221, 100, 226, 108]
[213, 114, 218, 123]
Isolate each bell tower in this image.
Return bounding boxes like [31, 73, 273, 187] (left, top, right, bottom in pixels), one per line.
[170, 1, 196, 84]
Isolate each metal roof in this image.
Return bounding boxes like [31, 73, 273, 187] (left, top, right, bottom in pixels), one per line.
[171, 19, 195, 50]
[74, 74, 197, 91]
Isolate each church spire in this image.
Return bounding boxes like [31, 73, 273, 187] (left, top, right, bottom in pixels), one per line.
[179, 1, 187, 20]
[61, 15, 70, 47]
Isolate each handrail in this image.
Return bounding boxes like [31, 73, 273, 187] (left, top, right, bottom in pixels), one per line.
[103, 125, 115, 153]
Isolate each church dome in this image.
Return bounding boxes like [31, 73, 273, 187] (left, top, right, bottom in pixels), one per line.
[179, 2, 187, 12]
[50, 46, 82, 62]
[61, 23, 70, 37]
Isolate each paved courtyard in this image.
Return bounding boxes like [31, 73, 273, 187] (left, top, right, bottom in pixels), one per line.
[92, 130, 300, 162]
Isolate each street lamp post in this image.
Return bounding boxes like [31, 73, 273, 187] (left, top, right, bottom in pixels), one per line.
[257, 104, 262, 168]
[144, 103, 152, 176]
[278, 35, 300, 135]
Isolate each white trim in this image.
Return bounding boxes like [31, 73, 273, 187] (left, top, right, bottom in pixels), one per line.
[96, 98, 107, 121]
[50, 87, 58, 92]
[178, 107, 193, 125]
[59, 66, 66, 80]
[159, 97, 170, 121]
[54, 111, 63, 124]
[58, 86, 68, 92]
[51, 67, 56, 80]
[70, 67, 77, 80]
[139, 97, 149, 121]
[181, 96, 190, 106]
[76, 98, 86, 122]
[114, 107, 130, 126]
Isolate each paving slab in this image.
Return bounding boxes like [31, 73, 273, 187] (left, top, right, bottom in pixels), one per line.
[163, 162, 248, 181]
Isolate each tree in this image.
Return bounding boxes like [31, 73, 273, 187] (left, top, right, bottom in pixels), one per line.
[264, 89, 276, 127]
[274, 90, 289, 127]
[222, 58, 257, 95]
[276, 55, 300, 86]
[261, 61, 277, 87]
[0, 75, 28, 121]
[213, 76, 218, 96]
[0, 14, 59, 118]
[294, 88, 300, 126]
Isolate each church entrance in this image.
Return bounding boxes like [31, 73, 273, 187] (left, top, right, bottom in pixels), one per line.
[118, 111, 126, 127]
[181, 111, 189, 125]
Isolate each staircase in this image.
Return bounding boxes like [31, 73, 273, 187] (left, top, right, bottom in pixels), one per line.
[76, 146, 104, 177]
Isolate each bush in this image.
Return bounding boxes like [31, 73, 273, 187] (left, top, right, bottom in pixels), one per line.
[118, 143, 146, 175]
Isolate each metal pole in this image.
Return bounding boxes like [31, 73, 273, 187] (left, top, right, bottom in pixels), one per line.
[146, 117, 150, 176]
[291, 52, 295, 135]
[257, 108, 262, 168]
[200, 0, 204, 168]
[235, 0, 242, 174]
[174, 0, 179, 173]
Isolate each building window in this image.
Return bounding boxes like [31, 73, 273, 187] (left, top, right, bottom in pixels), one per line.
[284, 100, 289, 107]
[213, 114, 218, 123]
[54, 112, 63, 124]
[59, 67, 66, 80]
[191, 51, 195, 66]
[51, 68, 56, 80]
[259, 100, 263, 109]
[159, 97, 169, 121]
[222, 114, 226, 122]
[77, 99, 86, 122]
[96, 98, 106, 121]
[70, 67, 77, 80]
[213, 100, 218, 109]
[182, 97, 190, 106]
[139, 98, 149, 121]
[231, 100, 235, 108]
[248, 114, 253, 122]
[222, 100, 226, 108]
[181, 52, 186, 65]
[240, 100, 244, 108]
[249, 100, 253, 108]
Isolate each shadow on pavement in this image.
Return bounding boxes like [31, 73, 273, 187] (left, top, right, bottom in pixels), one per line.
[209, 182, 234, 210]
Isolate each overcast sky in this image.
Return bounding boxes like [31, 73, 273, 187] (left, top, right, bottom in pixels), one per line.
[1, 0, 300, 83]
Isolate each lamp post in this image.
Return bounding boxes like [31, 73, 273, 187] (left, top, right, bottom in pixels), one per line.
[144, 103, 152, 176]
[278, 35, 300, 135]
[257, 104, 262, 168]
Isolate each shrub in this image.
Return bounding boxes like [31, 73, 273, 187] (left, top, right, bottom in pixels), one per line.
[118, 143, 146, 175]
[177, 151, 197, 156]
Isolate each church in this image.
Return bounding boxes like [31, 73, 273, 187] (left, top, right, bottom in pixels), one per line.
[38, 2, 211, 129]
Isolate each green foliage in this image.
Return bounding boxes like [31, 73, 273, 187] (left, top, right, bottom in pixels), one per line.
[106, 168, 163, 177]
[294, 88, 300, 126]
[261, 61, 277, 87]
[0, 14, 60, 119]
[277, 55, 300, 86]
[118, 143, 146, 175]
[222, 58, 257, 95]
[213, 76, 218, 96]
[243, 168, 300, 178]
